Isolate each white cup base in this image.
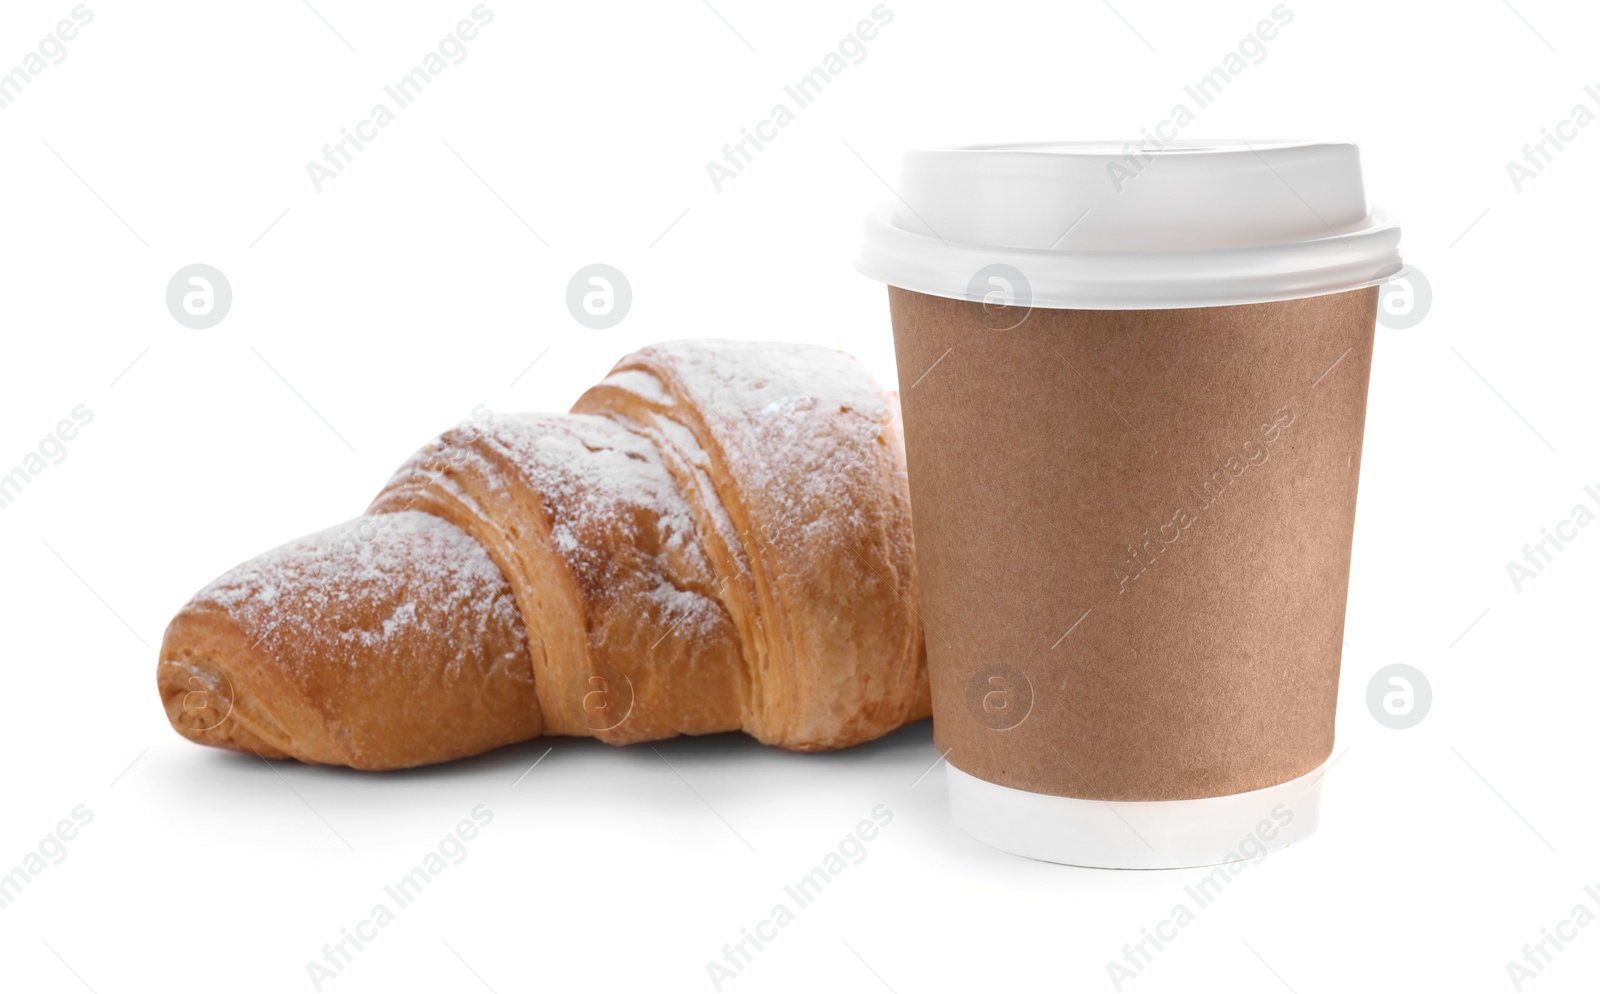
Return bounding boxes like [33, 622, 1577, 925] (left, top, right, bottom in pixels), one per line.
[946, 760, 1326, 869]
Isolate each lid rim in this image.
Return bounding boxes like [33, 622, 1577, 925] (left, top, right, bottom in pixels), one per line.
[859, 203, 1403, 311]
[859, 140, 1403, 310]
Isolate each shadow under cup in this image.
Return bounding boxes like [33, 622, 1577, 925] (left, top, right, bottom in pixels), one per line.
[859, 140, 1403, 867]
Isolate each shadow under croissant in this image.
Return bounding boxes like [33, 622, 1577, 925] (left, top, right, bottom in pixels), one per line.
[183, 716, 938, 788]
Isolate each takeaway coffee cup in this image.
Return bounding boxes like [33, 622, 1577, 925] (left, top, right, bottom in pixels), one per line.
[857, 141, 1403, 868]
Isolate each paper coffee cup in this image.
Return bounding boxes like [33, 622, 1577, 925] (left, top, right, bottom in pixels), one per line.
[857, 141, 1403, 868]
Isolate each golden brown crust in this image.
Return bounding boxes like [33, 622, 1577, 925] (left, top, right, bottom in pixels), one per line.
[156, 512, 539, 770]
[157, 341, 929, 769]
[575, 341, 926, 749]
[369, 412, 747, 744]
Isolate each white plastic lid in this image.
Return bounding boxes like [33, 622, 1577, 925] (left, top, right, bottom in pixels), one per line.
[857, 140, 1403, 310]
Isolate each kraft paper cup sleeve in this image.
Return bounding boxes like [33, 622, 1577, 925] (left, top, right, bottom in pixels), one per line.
[889, 286, 1378, 802]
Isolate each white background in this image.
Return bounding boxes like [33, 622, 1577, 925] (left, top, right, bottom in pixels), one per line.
[2, 0, 1597, 991]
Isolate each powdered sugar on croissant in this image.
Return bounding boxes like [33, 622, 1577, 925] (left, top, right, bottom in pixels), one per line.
[157, 340, 928, 769]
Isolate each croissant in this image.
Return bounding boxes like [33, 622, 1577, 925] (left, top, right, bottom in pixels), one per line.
[157, 340, 929, 770]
